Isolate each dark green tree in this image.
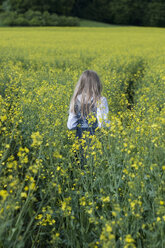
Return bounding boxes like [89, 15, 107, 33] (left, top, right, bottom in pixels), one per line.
[144, 1, 165, 27]
[0, 0, 165, 27]
[48, 0, 75, 15]
[7, 0, 75, 14]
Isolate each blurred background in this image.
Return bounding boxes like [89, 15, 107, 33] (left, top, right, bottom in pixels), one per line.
[0, 0, 165, 27]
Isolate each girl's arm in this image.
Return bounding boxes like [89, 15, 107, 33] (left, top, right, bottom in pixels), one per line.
[67, 111, 78, 130]
[97, 97, 110, 128]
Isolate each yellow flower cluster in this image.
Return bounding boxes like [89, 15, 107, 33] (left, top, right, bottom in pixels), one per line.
[60, 197, 72, 217]
[35, 206, 55, 226]
[31, 132, 43, 147]
[100, 223, 115, 248]
[124, 234, 136, 248]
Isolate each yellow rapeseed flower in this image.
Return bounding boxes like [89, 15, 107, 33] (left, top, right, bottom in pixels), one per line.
[0, 190, 8, 201]
[21, 192, 27, 198]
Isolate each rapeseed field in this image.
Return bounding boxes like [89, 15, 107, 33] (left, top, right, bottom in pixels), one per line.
[0, 27, 165, 248]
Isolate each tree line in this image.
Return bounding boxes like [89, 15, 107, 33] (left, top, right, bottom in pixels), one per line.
[0, 0, 165, 27]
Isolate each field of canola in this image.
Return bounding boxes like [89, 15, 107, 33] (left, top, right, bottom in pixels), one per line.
[0, 27, 165, 248]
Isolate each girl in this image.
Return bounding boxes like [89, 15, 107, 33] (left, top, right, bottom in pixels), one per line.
[67, 70, 110, 168]
[67, 70, 110, 138]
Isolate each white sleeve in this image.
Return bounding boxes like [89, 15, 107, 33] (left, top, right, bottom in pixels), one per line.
[97, 97, 110, 128]
[67, 111, 78, 130]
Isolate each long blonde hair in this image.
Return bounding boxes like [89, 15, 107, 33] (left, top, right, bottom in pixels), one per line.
[70, 70, 102, 118]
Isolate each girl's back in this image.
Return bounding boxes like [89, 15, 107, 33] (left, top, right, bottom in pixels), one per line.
[74, 94, 98, 138]
[67, 69, 110, 138]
